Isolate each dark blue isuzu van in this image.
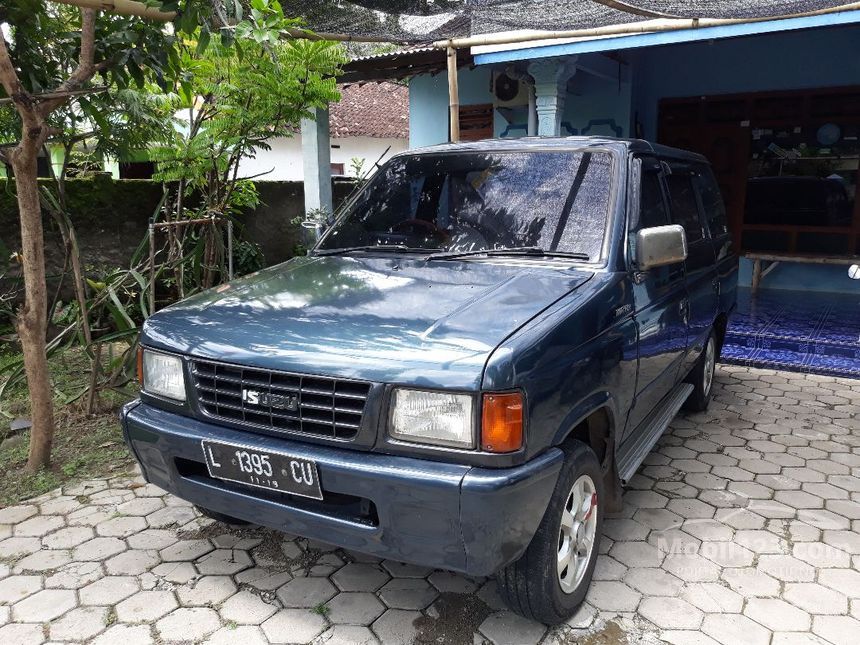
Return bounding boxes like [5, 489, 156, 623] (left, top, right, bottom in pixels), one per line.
[122, 137, 737, 624]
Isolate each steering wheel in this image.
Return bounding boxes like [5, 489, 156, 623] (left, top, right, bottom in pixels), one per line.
[393, 218, 442, 234]
[392, 219, 449, 243]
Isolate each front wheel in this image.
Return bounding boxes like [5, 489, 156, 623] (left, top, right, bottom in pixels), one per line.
[684, 330, 717, 412]
[497, 441, 604, 625]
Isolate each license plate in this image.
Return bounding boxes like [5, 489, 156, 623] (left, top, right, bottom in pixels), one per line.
[201, 440, 323, 500]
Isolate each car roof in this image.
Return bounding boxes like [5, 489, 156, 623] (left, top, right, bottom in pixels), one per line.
[401, 136, 709, 164]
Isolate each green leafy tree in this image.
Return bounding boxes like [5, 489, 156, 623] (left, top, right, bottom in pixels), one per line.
[149, 8, 343, 294]
[0, 1, 185, 472]
[153, 28, 343, 219]
[0, 0, 340, 471]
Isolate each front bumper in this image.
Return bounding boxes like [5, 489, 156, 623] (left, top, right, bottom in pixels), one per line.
[121, 400, 563, 576]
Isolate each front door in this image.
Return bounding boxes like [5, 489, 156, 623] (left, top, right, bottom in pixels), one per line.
[625, 157, 690, 439]
[659, 115, 750, 252]
[664, 162, 719, 374]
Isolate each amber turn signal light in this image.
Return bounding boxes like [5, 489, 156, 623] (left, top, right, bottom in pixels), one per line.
[136, 346, 144, 386]
[481, 392, 523, 453]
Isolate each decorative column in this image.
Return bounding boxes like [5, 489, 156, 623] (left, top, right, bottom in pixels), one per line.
[528, 57, 578, 137]
[301, 106, 333, 216]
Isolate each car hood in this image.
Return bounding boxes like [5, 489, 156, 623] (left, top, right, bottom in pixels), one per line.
[143, 255, 593, 389]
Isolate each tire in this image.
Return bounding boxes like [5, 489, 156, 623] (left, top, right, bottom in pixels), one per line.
[497, 441, 604, 625]
[683, 329, 717, 412]
[194, 505, 251, 526]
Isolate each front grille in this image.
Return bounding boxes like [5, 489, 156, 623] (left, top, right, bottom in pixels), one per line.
[190, 360, 371, 440]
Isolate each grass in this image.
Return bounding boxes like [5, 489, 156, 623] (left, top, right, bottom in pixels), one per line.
[311, 603, 331, 618]
[0, 343, 135, 506]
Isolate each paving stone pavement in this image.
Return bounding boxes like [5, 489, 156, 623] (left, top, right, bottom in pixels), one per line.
[1, 365, 860, 644]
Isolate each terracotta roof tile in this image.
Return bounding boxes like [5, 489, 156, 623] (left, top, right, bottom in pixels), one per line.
[329, 82, 409, 139]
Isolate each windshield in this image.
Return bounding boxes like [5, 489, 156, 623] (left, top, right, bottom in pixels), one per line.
[317, 150, 613, 260]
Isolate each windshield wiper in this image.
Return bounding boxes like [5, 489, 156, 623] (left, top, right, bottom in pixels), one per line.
[427, 247, 590, 261]
[314, 244, 429, 257]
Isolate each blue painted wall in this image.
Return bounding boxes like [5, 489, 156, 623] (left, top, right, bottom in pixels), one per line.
[409, 55, 632, 147]
[563, 69, 632, 138]
[410, 24, 860, 148]
[631, 23, 860, 141]
[409, 67, 494, 148]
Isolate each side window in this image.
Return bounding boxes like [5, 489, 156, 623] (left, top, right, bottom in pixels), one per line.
[639, 171, 670, 230]
[665, 173, 704, 243]
[629, 166, 670, 260]
[695, 167, 728, 236]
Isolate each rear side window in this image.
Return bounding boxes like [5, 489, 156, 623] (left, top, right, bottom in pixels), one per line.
[666, 174, 704, 243]
[696, 167, 728, 236]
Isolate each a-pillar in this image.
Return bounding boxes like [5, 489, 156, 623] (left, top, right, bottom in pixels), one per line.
[301, 107, 333, 216]
[528, 57, 578, 137]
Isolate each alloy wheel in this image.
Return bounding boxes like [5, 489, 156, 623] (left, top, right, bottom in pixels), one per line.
[703, 336, 716, 397]
[557, 474, 598, 594]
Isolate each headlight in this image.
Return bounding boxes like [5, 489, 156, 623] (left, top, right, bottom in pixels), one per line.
[390, 389, 474, 448]
[141, 350, 186, 402]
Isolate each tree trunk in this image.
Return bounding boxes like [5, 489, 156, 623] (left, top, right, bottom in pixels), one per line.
[0, 8, 98, 470]
[11, 136, 56, 471]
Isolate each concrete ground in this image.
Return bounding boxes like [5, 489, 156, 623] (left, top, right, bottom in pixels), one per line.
[0, 364, 859, 645]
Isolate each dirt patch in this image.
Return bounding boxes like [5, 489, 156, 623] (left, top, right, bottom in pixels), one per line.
[553, 621, 628, 645]
[413, 592, 495, 645]
[581, 621, 628, 645]
[176, 520, 263, 542]
[177, 523, 327, 575]
[0, 346, 135, 506]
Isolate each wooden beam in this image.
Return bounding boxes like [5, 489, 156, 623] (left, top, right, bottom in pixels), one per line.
[742, 252, 860, 265]
[49, 0, 175, 21]
[0, 85, 107, 106]
[447, 46, 460, 143]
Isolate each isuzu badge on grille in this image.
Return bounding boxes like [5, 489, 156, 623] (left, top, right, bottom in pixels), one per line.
[242, 389, 299, 411]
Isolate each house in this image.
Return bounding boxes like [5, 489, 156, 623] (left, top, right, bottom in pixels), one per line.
[325, 4, 860, 377]
[235, 81, 409, 182]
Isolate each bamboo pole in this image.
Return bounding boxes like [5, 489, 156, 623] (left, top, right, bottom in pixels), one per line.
[150, 218, 220, 229]
[148, 222, 156, 314]
[447, 46, 460, 143]
[50, 0, 176, 20]
[433, 2, 860, 49]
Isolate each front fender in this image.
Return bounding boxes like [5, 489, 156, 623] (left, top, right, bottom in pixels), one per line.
[482, 273, 638, 463]
[550, 393, 620, 448]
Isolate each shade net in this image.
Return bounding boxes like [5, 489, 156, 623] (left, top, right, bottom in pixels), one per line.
[285, 1, 858, 43]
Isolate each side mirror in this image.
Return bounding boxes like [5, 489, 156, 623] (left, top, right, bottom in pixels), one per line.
[636, 224, 688, 270]
[850, 265, 860, 280]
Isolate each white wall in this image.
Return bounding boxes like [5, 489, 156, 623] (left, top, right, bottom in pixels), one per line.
[236, 136, 408, 182]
